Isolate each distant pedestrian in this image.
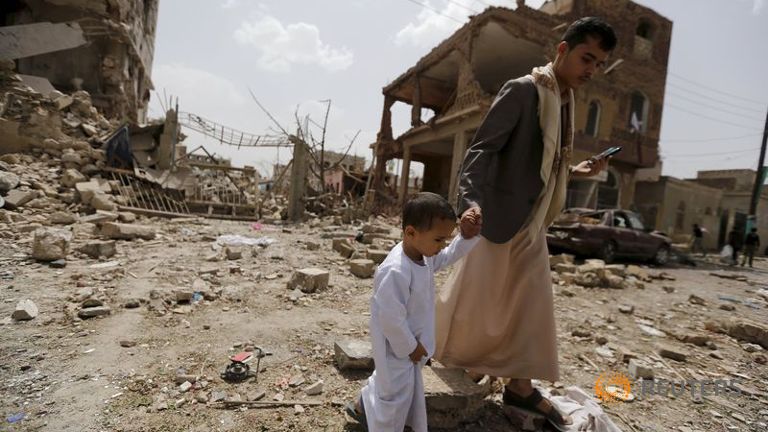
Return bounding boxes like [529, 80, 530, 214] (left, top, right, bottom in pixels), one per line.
[741, 228, 760, 268]
[728, 228, 743, 266]
[691, 224, 706, 257]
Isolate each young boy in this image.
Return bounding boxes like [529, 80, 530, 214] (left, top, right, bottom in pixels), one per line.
[345, 192, 481, 432]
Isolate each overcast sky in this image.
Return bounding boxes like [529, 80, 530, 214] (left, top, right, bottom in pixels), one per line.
[148, 0, 768, 180]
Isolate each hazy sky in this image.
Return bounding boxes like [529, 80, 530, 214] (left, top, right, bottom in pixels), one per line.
[149, 0, 768, 180]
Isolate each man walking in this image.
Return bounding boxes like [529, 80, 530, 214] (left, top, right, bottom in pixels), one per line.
[434, 17, 616, 429]
[742, 228, 760, 267]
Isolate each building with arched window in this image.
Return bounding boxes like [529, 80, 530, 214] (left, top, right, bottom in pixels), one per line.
[368, 0, 671, 214]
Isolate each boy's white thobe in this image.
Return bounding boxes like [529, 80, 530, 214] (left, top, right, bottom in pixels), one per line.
[361, 235, 480, 432]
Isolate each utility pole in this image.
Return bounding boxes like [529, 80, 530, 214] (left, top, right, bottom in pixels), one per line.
[748, 108, 768, 230]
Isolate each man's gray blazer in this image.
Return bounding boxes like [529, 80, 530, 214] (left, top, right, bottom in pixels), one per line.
[457, 76, 546, 244]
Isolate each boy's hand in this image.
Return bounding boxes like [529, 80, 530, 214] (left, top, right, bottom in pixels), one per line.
[409, 341, 428, 364]
[460, 207, 482, 238]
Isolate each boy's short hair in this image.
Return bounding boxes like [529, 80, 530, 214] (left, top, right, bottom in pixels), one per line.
[402, 192, 457, 231]
[562, 17, 617, 52]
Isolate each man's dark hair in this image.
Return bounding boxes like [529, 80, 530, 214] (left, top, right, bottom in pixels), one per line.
[562, 17, 617, 52]
[402, 192, 456, 231]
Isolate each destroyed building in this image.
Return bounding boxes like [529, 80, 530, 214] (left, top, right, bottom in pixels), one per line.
[369, 0, 671, 211]
[636, 169, 768, 251]
[1, 0, 159, 124]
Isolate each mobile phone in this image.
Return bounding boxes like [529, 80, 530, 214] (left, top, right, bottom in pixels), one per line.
[594, 146, 622, 160]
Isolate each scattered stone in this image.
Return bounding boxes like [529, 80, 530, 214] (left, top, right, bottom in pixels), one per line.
[82, 298, 104, 308]
[595, 336, 608, 345]
[12, 299, 38, 321]
[305, 380, 324, 396]
[658, 345, 688, 362]
[423, 366, 487, 429]
[294, 404, 305, 414]
[719, 304, 735, 311]
[175, 290, 194, 303]
[49, 259, 67, 268]
[4, 189, 36, 209]
[743, 343, 763, 353]
[80, 210, 119, 225]
[116, 212, 136, 223]
[32, 228, 72, 261]
[179, 381, 193, 393]
[195, 393, 209, 403]
[289, 374, 305, 388]
[549, 254, 575, 268]
[211, 391, 226, 402]
[619, 305, 635, 314]
[77, 306, 111, 319]
[709, 351, 724, 360]
[574, 272, 600, 288]
[711, 319, 768, 349]
[626, 265, 650, 281]
[248, 389, 266, 401]
[638, 324, 666, 337]
[688, 294, 706, 306]
[571, 328, 592, 338]
[77, 240, 117, 259]
[554, 263, 578, 274]
[120, 340, 137, 348]
[273, 393, 285, 402]
[60, 169, 87, 188]
[287, 268, 330, 294]
[334, 339, 374, 371]
[0, 171, 20, 192]
[101, 222, 156, 240]
[91, 193, 117, 211]
[81, 123, 98, 136]
[332, 238, 355, 258]
[618, 348, 640, 364]
[628, 359, 655, 379]
[225, 246, 242, 260]
[366, 249, 388, 264]
[49, 211, 78, 225]
[680, 334, 710, 347]
[662, 286, 675, 293]
[305, 241, 320, 251]
[350, 259, 376, 278]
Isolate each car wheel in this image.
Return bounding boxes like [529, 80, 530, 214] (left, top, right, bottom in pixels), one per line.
[654, 245, 670, 266]
[600, 241, 616, 264]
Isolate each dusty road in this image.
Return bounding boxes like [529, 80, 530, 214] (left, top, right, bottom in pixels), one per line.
[2, 217, 767, 432]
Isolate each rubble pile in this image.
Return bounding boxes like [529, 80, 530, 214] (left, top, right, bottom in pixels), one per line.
[0, 60, 128, 218]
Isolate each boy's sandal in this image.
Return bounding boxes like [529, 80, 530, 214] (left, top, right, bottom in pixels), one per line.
[344, 397, 368, 430]
[503, 387, 568, 429]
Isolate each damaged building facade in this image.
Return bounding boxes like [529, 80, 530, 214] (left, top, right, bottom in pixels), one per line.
[636, 169, 768, 251]
[369, 0, 671, 211]
[1, 0, 158, 124]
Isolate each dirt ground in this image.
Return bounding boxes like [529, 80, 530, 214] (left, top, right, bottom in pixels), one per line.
[1, 216, 767, 432]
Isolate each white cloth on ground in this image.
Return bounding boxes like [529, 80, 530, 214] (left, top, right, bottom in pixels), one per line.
[361, 235, 480, 432]
[541, 385, 623, 432]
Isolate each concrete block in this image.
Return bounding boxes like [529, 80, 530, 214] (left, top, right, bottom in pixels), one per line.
[366, 249, 388, 264]
[424, 367, 488, 429]
[658, 345, 688, 362]
[12, 299, 38, 321]
[350, 259, 376, 278]
[101, 222, 156, 240]
[287, 268, 329, 293]
[32, 227, 72, 261]
[628, 359, 655, 379]
[3, 189, 36, 209]
[334, 339, 374, 371]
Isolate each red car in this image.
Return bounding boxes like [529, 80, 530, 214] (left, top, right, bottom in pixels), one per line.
[547, 208, 671, 265]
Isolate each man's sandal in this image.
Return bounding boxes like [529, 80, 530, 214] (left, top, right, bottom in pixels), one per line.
[503, 387, 569, 431]
[344, 397, 368, 431]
